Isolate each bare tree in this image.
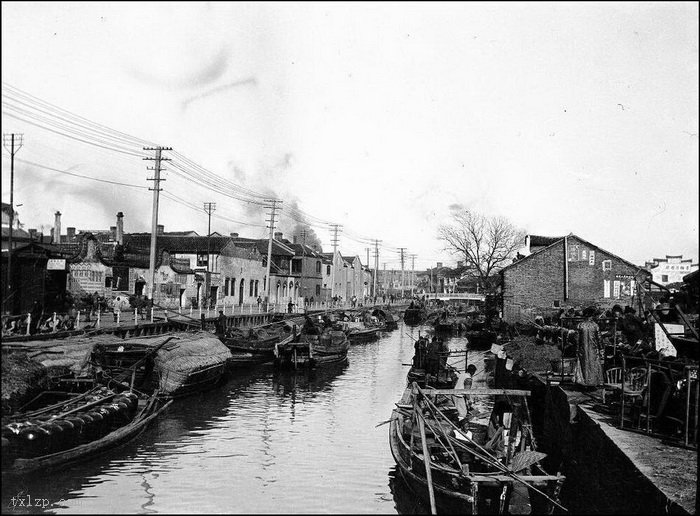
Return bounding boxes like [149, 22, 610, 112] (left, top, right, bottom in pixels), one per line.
[438, 210, 525, 291]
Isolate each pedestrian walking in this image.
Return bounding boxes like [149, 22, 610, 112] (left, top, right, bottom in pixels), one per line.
[573, 306, 604, 389]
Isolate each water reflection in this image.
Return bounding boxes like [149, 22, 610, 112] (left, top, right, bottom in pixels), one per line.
[272, 360, 349, 396]
[2, 323, 488, 514]
[388, 465, 430, 514]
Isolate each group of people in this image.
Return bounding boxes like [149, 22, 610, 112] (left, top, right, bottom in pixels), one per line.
[563, 300, 682, 390]
[412, 335, 450, 376]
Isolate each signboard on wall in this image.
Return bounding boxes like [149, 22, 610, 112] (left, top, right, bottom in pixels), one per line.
[47, 259, 66, 270]
[654, 323, 681, 357]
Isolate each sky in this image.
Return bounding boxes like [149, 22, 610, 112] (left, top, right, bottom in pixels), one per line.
[1, 2, 698, 270]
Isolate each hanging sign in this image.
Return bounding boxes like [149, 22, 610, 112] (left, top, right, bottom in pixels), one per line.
[47, 259, 66, 270]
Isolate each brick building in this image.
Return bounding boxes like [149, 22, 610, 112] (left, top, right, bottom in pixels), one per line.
[500, 234, 650, 323]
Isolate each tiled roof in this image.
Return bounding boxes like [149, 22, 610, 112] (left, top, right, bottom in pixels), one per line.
[502, 234, 649, 275]
[124, 234, 233, 254]
[1, 227, 31, 239]
[288, 243, 323, 258]
[232, 238, 295, 257]
[529, 235, 564, 248]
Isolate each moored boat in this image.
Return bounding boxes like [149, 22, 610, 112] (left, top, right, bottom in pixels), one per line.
[404, 306, 427, 325]
[274, 328, 349, 369]
[344, 321, 384, 343]
[388, 382, 566, 514]
[219, 320, 299, 366]
[372, 308, 399, 330]
[2, 385, 171, 475]
[93, 332, 232, 398]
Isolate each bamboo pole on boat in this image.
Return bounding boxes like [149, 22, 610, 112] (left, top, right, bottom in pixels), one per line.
[416, 385, 568, 513]
[418, 407, 438, 515]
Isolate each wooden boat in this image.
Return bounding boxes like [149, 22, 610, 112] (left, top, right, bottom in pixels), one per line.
[431, 314, 471, 333]
[274, 328, 349, 369]
[2, 385, 171, 475]
[220, 321, 298, 365]
[92, 332, 231, 398]
[404, 306, 427, 325]
[372, 308, 399, 330]
[344, 321, 384, 343]
[388, 382, 566, 514]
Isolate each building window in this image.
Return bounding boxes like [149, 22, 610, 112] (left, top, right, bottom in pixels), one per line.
[316, 285, 321, 295]
[197, 253, 208, 267]
[589, 251, 595, 266]
[661, 274, 668, 283]
[316, 261, 322, 274]
[604, 279, 611, 298]
[613, 280, 621, 298]
[553, 300, 560, 308]
[249, 280, 254, 297]
[224, 278, 230, 296]
[602, 260, 611, 271]
[581, 249, 587, 260]
[327, 265, 331, 275]
[105, 277, 113, 288]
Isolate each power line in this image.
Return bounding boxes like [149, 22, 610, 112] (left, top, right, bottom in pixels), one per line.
[6, 156, 147, 189]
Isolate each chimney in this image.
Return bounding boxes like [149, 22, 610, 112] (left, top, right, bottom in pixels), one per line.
[157, 224, 164, 235]
[293, 235, 298, 244]
[67, 227, 76, 241]
[274, 232, 283, 241]
[28, 228, 37, 241]
[230, 232, 239, 238]
[116, 212, 124, 244]
[437, 262, 443, 268]
[53, 211, 62, 244]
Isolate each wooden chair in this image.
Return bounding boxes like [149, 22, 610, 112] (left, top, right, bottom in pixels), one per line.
[602, 367, 647, 404]
[602, 367, 623, 404]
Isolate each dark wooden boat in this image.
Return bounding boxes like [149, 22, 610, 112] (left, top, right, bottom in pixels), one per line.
[432, 315, 470, 333]
[220, 321, 297, 365]
[92, 332, 231, 398]
[344, 321, 384, 343]
[274, 329, 349, 369]
[227, 333, 296, 365]
[388, 382, 566, 514]
[372, 308, 399, 330]
[2, 386, 171, 475]
[404, 306, 427, 325]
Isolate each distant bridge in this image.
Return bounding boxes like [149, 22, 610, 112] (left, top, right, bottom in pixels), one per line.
[423, 293, 486, 302]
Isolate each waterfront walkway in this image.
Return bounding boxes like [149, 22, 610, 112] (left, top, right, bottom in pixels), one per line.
[550, 381, 696, 515]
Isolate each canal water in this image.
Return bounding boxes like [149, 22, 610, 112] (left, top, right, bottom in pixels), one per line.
[2, 323, 491, 514]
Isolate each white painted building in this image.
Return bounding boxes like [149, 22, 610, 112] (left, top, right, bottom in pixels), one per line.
[645, 255, 698, 286]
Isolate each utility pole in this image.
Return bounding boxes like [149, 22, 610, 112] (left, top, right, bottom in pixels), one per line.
[300, 229, 307, 303]
[329, 224, 342, 298]
[2, 133, 23, 314]
[144, 146, 171, 303]
[409, 254, 417, 297]
[383, 262, 387, 296]
[373, 239, 381, 298]
[398, 248, 406, 298]
[203, 202, 216, 306]
[264, 199, 281, 306]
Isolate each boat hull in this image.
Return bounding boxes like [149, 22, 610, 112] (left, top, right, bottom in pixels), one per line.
[3, 394, 171, 476]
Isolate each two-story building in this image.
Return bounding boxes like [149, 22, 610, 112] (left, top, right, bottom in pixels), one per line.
[644, 255, 698, 286]
[499, 233, 651, 323]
